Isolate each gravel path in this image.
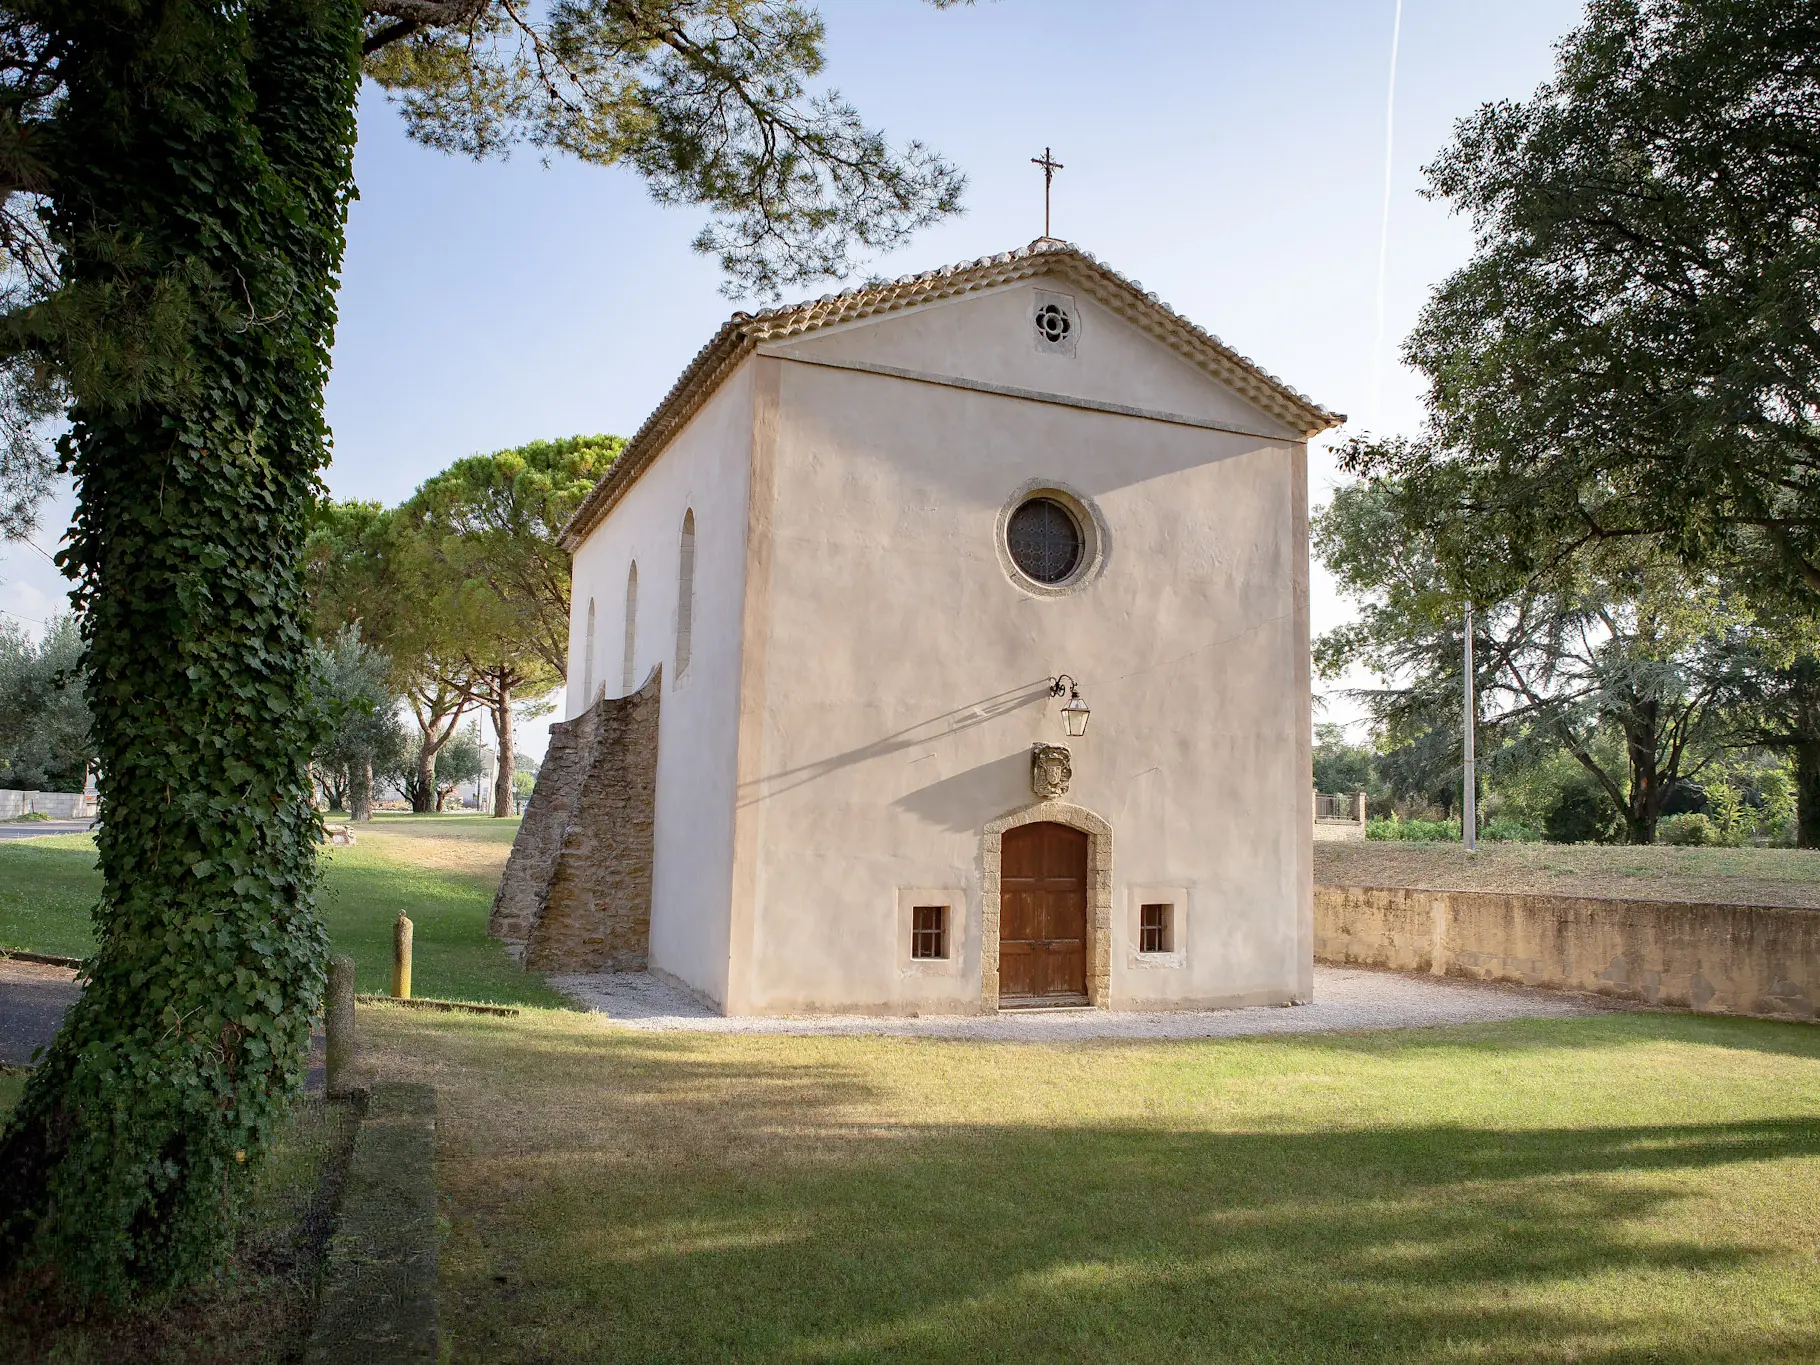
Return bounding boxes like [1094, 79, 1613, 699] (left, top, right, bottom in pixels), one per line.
[548, 965, 1605, 1041]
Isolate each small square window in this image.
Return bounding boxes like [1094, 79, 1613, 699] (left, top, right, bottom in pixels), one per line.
[1139, 903, 1172, 954]
[911, 905, 948, 960]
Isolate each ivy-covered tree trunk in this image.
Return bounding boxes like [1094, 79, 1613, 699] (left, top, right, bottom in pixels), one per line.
[0, 0, 362, 1299]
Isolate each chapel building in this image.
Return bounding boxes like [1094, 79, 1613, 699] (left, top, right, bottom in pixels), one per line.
[490, 240, 1343, 1015]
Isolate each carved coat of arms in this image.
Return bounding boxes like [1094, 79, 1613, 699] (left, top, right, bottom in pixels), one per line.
[1031, 743, 1072, 800]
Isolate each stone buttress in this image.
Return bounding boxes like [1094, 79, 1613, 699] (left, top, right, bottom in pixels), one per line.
[489, 668, 660, 972]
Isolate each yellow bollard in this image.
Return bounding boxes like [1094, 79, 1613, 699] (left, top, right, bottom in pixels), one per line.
[392, 912, 413, 1000]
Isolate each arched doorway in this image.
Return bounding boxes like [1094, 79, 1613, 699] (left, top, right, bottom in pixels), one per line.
[998, 822, 1089, 1007]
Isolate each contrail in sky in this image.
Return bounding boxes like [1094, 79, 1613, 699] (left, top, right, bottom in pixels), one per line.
[1368, 0, 1405, 427]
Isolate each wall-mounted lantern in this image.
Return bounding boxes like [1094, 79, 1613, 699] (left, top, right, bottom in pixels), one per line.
[1050, 675, 1091, 738]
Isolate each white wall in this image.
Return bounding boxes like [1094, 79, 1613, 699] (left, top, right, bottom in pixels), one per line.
[728, 279, 1312, 1013]
[565, 362, 756, 1006]
[0, 789, 91, 820]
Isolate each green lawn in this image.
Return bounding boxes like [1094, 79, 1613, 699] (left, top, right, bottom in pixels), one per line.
[0, 814, 565, 1008]
[0, 834, 107, 959]
[357, 1005, 1820, 1364]
[1318, 839, 1820, 908]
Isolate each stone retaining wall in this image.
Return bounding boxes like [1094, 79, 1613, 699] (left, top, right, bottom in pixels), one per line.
[1316, 884, 1817, 1021]
[489, 669, 660, 972]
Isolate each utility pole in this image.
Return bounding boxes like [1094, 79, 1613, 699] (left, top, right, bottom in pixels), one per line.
[1463, 601, 1477, 852]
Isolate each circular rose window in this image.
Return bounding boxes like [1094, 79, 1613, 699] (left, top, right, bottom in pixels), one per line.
[1006, 496, 1084, 584]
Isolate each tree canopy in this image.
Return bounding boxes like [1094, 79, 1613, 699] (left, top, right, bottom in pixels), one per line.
[1317, 476, 1752, 845]
[1346, 0, 1820, 608]
[309, 624, 405, 819]
[0, 613, 90, 791]
[406, 434, 620, 678]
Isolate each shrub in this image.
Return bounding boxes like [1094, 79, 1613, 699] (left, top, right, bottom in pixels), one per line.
[1703, 780, 1752, 847]
[1757, 768, 1798, 847]
[1367, 816, 1460, 842]
[1659, 813, 1718, 846]
[1481, 817, 1541, 843]
[1545, 781, 1621, 844]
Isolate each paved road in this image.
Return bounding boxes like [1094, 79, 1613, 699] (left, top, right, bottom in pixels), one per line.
[0, 958, 81, 1066]
[0, 818, 95, 842]
[551, 964, 1611, 1040]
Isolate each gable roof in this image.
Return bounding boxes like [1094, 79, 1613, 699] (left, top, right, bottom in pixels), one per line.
[562, 239, 1344, 549]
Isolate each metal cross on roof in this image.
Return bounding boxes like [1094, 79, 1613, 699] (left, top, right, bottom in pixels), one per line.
[1031, 146, 1064, 239]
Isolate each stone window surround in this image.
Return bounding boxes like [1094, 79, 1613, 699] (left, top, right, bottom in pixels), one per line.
[1127, 885, 1188, 971]
[993, 479, 1110, 600]
[895, 888, 966, 978]
[1032, 288, 1080, 358]
[979, 800, 1113, 1011]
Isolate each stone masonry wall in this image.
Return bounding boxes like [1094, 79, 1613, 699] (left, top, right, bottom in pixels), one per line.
[1316, 883, 1817, 1021]
[489, 668, 660, 972]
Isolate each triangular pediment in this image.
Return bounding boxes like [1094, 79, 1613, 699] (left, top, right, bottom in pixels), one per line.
[563, 241, 1340, 548]
[761, 279, 1300, 440]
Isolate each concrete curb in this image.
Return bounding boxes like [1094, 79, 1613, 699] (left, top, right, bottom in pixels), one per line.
[305, 1082, 440, 1364]
[0, 949, 84, 970]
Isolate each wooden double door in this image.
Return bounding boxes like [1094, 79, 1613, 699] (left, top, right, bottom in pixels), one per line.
[998, 822, 1089, 1007]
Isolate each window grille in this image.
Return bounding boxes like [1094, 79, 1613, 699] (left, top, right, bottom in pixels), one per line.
[1006, 497, 1083, 584]
[911, 905, 947, 960]
[1035, 302, 1072, 345]
[1139, 903, 1171, 954]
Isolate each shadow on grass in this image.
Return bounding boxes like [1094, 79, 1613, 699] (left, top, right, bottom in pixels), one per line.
[454, 1115, 1820, 1363]
[427, 1023, 1820, 1364]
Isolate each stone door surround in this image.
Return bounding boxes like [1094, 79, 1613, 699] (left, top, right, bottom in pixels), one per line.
[980, 800, 1113, 1011]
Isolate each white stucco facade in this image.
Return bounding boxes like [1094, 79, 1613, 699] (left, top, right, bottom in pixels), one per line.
[560, 243, 1340, 1015]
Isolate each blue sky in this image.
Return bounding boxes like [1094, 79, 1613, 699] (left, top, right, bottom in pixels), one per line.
[0, 0, 1586, 759]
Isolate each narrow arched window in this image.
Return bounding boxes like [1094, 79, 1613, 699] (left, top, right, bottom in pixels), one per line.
[581, 597, 596, 708]
[675, 509, 695, 684]
[622, 561, 639, 695]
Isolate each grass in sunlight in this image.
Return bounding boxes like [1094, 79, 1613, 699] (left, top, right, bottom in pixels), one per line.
[0, 814, 565, 1008]
[359, 1005, 1820, 1364]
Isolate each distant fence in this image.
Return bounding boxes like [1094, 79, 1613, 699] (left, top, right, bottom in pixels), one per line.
[1314, 790, 1367, 842]
[1316, 884, 1817, 1022]
[0, 789, 92, 820]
